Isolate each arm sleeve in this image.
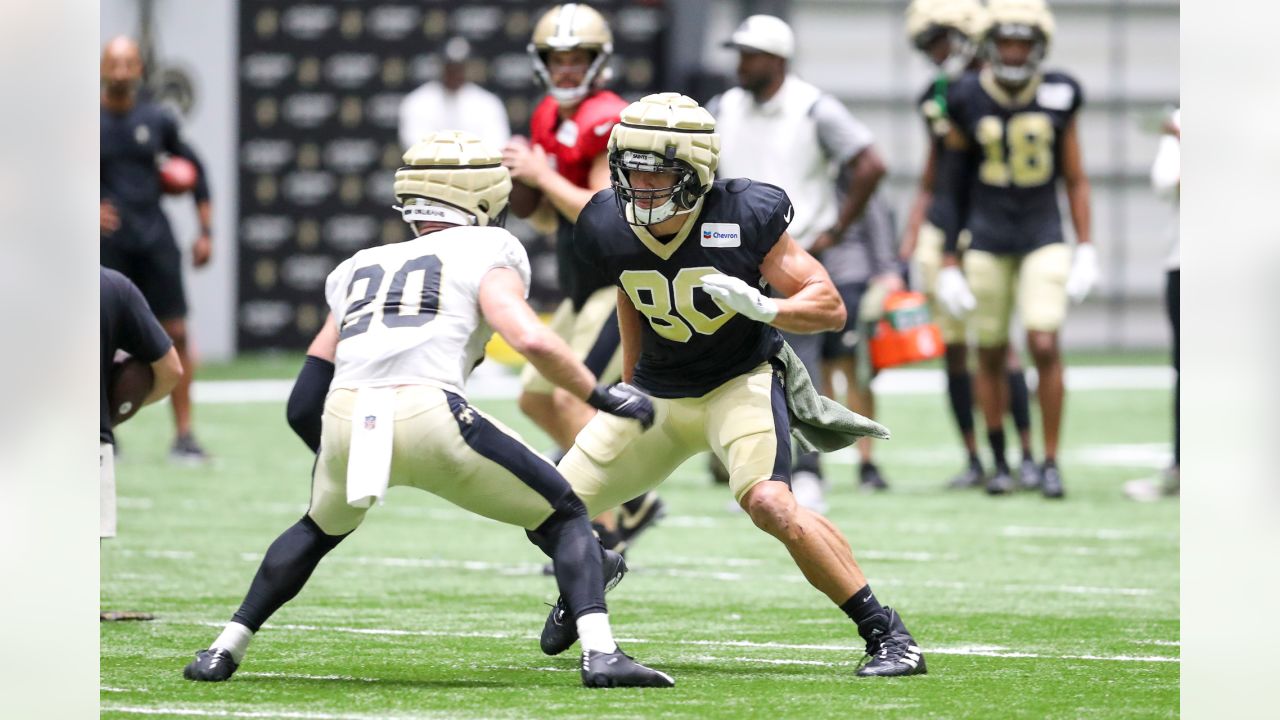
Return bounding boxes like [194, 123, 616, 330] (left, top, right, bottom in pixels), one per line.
[286, 355, 334, 453]
[116, 281, 173, 362]
[935, 144, 976, 255]
[812, 95, 875, 165]
[160, 110, 211, 202]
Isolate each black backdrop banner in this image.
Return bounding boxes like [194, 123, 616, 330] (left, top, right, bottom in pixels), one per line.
[237, 0, 668, 351]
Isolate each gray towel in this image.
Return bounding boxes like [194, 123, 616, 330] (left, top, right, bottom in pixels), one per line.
[776, 342, 890, 454]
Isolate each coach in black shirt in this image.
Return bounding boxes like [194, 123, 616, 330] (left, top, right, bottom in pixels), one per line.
[100, 35, 212, 462]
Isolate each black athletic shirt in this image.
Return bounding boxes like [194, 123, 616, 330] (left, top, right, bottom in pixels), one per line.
[101, 267, 173, 443]
[100, 100, 209, 246]
[943, 68, 1084, 254]
[556, 217, 616, 311]
[575, 179, 790, 398]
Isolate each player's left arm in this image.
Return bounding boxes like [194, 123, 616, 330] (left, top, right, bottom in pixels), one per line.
[616, 288, 643, 384]
[160, 112, 213, 267]
[1060, 118, 1092, 245]
[760, 232, 847, 334]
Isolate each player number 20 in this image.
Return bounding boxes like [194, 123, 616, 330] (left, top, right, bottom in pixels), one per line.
[621, 267, 735, 343]
[976, 112, 1054, 187]
[340, 254, 443, 340]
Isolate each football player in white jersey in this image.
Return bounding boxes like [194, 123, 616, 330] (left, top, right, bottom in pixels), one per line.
[183, 131, 673, 689]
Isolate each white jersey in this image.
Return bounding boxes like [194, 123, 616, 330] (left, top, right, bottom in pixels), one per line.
[325, 226, 531, 394]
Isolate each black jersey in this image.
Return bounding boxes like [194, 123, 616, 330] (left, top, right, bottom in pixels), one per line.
[918, 73, 968, 230]
[100, 100, 209, 245]
[555, 217, 615, 312]
[575, 179, 791, 398]
[101, 268, 173, 443]
[945, 68, 1084, 254]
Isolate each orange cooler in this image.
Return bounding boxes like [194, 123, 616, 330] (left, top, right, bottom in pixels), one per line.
[867, 291, 945, 370]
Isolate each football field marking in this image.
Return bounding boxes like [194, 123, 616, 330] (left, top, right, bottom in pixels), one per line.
[101, 707, 449, 720]
[176, 620, 1178, 664]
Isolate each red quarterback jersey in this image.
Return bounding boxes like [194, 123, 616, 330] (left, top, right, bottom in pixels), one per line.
[529, 90, 627, 190]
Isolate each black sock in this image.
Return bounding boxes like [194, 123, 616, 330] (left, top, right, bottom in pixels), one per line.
[620, 492, 652, 515]
[1043, 457, 1057, 469]
[968, 451, 982, 469]
[231, 515, 348, 632]
[946, 372, 975, 434]
[840, 585, 887, 629]
[527, 496, 606, 618]
[1007, 369, 1031, 432]
[987, 428, 1008, 471]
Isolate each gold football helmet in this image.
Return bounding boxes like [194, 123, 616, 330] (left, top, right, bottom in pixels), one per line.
[607, 93, 719, 226]
[529, 3, 613, 106]
[905, 0, 989, 78]
[393, 131, 512, 232]
[984, 0, 1056, 86]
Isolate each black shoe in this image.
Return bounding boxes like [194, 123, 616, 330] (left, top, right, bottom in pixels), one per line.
[581, 648, 675, 688]
[1019, 456, 1041, 490]
[1041, 463, 1064, 499]
[986, 466, 1014, 495]
[170, 434, 211, 465]
[183, 648, 239, 682]
[859, 462, 888, 492]
[947, 459, 984, 489]
[541, 550, 628, 656]
[856, 607, 927, 677]
[617, 492, 666, 550]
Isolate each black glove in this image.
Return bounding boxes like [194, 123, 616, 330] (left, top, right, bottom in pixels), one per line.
[587, 382, 655, 429]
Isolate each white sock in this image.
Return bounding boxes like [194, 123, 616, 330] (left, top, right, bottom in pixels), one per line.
[211, 621, 255, 664]
[576, 612, 618, 654]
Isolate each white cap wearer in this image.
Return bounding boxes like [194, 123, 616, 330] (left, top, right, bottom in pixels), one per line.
[443, 37, 470, 64]
[724, 15, 795, 60]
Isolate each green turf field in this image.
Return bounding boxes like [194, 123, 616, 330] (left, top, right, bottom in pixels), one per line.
[101, 369, 1178, 719]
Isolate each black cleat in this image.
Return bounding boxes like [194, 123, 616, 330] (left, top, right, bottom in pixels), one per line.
[1018, 456, 1041, 490]
[986, 466, 1015, 495]
[947, 459, 984, 489]
[541, 550, 628, 656]
[856, 607, 927, 677]
[616, 492, 666, 551]
[183, 648, 239, 682]
[858, 462, 888, 492]
[581, 648, 675, 688]
[1041, 463, 1065, 499]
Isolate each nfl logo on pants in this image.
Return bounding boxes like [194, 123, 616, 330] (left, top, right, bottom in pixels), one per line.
[363, 415, 376, 430]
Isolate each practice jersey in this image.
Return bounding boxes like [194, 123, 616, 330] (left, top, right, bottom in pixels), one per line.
[101, 100, 209, 245]
[325, 227, 531, 395]
[918, 73, 967, 231]
[575, 179, 791, 398]
[945, 68, 1084, 254]
[530, 90, 627, 309]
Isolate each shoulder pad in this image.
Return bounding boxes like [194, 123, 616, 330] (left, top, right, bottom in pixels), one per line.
[588, 188, 615, 206]
[725, 178, 753, 194]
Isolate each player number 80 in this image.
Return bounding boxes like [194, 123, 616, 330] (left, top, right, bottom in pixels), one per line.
[621, 267, 735, 343]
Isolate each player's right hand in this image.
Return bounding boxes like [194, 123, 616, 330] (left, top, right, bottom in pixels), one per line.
[936, 266, 976, 317]
[588, 383, 656, 429]
[101, 199, 120, 236]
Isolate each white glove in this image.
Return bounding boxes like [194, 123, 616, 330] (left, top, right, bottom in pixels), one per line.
[1066, 243, 1099, 304]
[936, 265, 976, 317]
[701, 273, 778, 324]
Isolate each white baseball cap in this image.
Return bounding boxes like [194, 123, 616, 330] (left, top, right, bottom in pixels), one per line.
[724, 15, 795, 60]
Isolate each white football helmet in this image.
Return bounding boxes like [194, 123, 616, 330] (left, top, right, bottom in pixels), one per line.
[905, 0, 989, 79]
[606, 93, 719, 226]
[528, 3, 613, 107]
[984, 0, 1056, 86]
[393, 131, 512, 233]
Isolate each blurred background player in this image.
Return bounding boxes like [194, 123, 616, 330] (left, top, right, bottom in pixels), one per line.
[398, 37, 510, 151]
[100, 35, 214, 463]
[1125, 106, 1179, 502]
[900, 0, 1039, 491]
[934, 0, 1097, 498]
[502, 3, 664, 553]
[184, 132, 672, 688]
[708, 14, 889, 503]
[100, 267, 183, 621]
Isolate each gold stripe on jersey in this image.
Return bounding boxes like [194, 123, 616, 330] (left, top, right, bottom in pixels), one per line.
[978, 66, 1041, 109]
[625, 197, 704, 260]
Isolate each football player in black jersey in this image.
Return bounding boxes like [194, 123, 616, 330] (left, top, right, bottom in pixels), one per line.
[537, 93, 927, 677]
[100, 36, 214, 463]
[900, 0, 1040, 493]
[933, 0, 1098, 499]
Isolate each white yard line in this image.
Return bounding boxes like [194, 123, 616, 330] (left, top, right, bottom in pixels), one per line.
[176, 620, 1177, 664]
[102, 707, 444, 720]
[190, 365, 1173, 405]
